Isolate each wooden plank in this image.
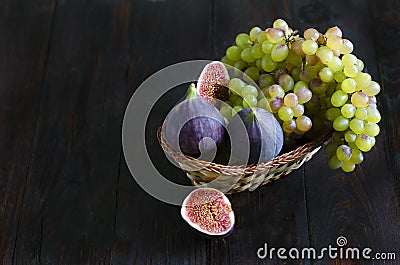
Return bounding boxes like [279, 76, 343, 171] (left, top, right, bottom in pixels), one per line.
[112, 0, 213, 264]
[11, 0, 133, 264]
[0, 1, 56, 264]
[292, 0, 400, 263]
[210, 1, 310, 264]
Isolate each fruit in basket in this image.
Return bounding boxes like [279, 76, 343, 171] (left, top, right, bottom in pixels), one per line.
[197, 61, 230, 102]
[227, 107, 283, 165]
[181, 188, 235, 236]
[163, 84, 225, 157]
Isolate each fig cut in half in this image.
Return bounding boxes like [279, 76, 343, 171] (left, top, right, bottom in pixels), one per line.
[181, 188, 235, 236]
[197, 61, 230, 102]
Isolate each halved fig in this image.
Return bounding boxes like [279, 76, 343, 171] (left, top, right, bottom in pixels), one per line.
[197, 61, 230, 102]
[181, 188, 235, 236]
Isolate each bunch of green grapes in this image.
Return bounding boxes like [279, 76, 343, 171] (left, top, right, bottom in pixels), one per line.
[219, 19, 381, 173]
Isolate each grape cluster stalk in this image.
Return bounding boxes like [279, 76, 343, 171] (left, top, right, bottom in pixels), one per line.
[219, 19, 381, 173]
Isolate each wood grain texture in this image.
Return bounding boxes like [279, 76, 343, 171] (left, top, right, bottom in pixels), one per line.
[0, 0, 399, 264]
[0, 1, 56, 264]
[11, 0, 133, 264]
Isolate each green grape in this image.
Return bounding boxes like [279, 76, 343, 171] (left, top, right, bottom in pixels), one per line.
[242, 85, 258, 97]
[233, 60, 247, 71]
[351, 92, 369, 108]
[327, 56, 344, 72]
[268, 84, 285, 98]
[336, 145, 352, 161]
[305, 54, 319, 66]
[295, 88, 312, 104]
[325, 107, 341, 121]
[357, 59, 364, 71]
[232, 106, 243, 115]
[282, 119, 297, 133]
[257, 98, 272, 112]
[220, 105, 232, 120]
[243, 95, 258, 108]
[251, 43, 264, 59]
[318, 67, 334, 82]
[266, 28, 285, 43]
[299, 71, 312, 83]
[349, 118, 365, 134]
[324, 142, 338, 156]
[355, 107, 368, 120]
[341, 104, 356, 118]
[241, 47, 256, 62]
[304, 28, 320, 41]
[262, 40, 274, 54]
[342, 54, 357, 66]
[331, 90, 349, 107]
[350, 148, 363, 164]
[296, 115, 312, 131]
[326, 36, 343, 50]
[340, 39, 354, 54]
[291, 39, 306, 56]
[302, 40, 318, 55]
[255, 58, 262, 69]
[221, 56, 234, 66]
[293, 81, 308, 92]
[325, 26, 342, 38]
[333, 115, 349, 131]
[363, 81, 381, 96]
[229, 94, 243, 106]
[229, 78, 245, 95]
[273, 18, 289, 32]
[345, 130, 357, 142]
[333, 71, 346, 83]
[354, 72, 371, 90]
[366, 106, 381, 123]
[244, 67, 260, 82]
[341, 78, 357, 93]
[226, 46, 242, 61]
[286, 51, 303, 66]
[341, 161, 355, 172]
[235, 33, 252, 48]
[258, 74, 275, 89]
[284, 93, 298, 108]
[292, 104, 304, 117]
[364, 122, 380, 137]
[355, 134, 373, 152]
[271, 44, 289, 62]
[278, 106, 294, 121]
[328, 155, 343, 169]
[326, 83, 336, 97]
[278, 74, 294, 92]
[310, 78, 327, 94]
[249, 26, 262, 42]
[343, 64, 359, 77]
[348, 141, 357, 149]
[291, 67, 301, 82]
[316, 46, 334, 65]
[257, 31, 268, 43]
[269, 97, 284, 112]
[261, 54, 277, 72]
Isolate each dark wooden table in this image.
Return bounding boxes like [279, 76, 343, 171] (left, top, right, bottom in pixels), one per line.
[1, 0, 399, 264]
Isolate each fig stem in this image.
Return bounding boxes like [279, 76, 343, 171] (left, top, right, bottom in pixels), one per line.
[186, 83, 198, 100]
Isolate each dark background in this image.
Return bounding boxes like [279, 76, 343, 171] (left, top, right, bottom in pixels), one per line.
[1, 0, 399, 264]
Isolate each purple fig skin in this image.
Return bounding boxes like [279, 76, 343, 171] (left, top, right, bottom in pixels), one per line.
[227, 107, 283, 165]
[163, 96, 225, 158]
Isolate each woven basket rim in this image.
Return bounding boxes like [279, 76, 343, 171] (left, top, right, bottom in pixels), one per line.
[157, 121, 330, 176]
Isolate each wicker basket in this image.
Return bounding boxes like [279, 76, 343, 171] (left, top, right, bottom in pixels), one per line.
[158, 124, 329, 194]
